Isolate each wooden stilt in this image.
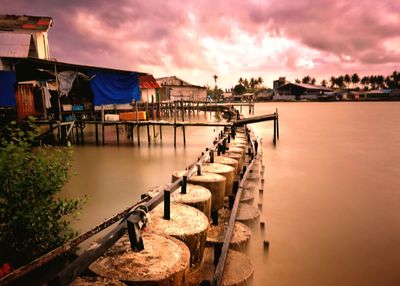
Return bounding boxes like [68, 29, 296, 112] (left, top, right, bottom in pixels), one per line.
[75, 123, 79, 145]
[95, 122, 99, 145]
[80, 124, 84, 145]
[102, 123, 105, 145]
[273, 115, 277, 145]
[159, 125, 163, 142]
[116, 124, 119, 144]
[137, 125, 141, 147]
[147, 123, 151, 144]
[276, 108, 279, 140]
[174, 124, 177, 148]
[182, 100, 185, 121]
[182, 125, 186, 146]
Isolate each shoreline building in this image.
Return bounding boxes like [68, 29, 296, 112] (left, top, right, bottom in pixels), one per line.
[0, 14, 52, 61]
[0, 14, 147, 122]
[139, 74, 161, 102]
[156, 76, 207, 101]
[274, 81, 333, 100]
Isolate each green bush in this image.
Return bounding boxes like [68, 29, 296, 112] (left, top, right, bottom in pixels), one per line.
[0, 120, 83, 268]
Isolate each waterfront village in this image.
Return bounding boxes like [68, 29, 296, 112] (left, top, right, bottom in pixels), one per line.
[1, 13, 400, 286]
[1, 14, 400, 125]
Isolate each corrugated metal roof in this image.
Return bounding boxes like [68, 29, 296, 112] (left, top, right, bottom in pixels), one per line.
[277, 82, 333, 91]
[0, 32, 30, 57]
[0, 15, 52, 31]
[139, 74, 160, 89]
[156, 75, 206, 89]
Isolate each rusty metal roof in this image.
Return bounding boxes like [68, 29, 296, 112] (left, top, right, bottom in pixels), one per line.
[139, 74, 160, 89]
[0, 32, 31, 57]
[0, 15, 52, 32]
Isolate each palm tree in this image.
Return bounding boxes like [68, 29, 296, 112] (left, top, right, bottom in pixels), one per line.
[311, 77, 316, 85]
[257, 77, 263, 87]
[344, 74, 351, 88]
[243, 78, 249, 89]
[391, 71, 399, 88]
[213, 74, 218, 89]
[361, 76, 369, 90]
[369, 75, 377, 89]
[351, 73, 360, 88]
[250, 77, 255, 89]
[302, 76, 311, 84]
[376, 75, 384, 89]
[337, 76, 345, 89]
[330, 76, 336, 89]
[321, 79, 327, 87]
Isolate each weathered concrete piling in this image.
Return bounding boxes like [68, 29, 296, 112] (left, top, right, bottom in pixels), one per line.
[189, 247, 254, 286]
[172, 171, 226, 211]
[213, 156, 239, 177]
[148, 202, 209, 267]
[148, 183, 212, 220]
[223, 152, 243, 176]
[201, 163, 235, 196]
[88, 232, 190, 285]
[206, 222, 251, 252]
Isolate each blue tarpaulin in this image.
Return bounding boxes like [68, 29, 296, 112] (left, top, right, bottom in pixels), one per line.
[0, 71, 16, 107]
[88, 70, 140, 105]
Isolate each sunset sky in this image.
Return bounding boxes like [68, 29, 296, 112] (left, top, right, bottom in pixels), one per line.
[2, 0, 400, 88]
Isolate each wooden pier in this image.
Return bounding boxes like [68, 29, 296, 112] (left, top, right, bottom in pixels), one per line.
[35, 100, 279, 147]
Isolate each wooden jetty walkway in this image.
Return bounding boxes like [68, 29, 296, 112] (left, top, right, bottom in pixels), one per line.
[35, 101, 279, 147]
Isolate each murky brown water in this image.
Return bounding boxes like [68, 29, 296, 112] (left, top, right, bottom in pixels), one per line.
[62, 102, 400, 286]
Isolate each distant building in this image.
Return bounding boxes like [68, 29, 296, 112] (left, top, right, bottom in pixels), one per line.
[0, 14, 52, 63]
[274, 82, 333, 100]
[156, 76, 207, 101]
[139, 74, 161, 102]
[273, 77, 289, 90]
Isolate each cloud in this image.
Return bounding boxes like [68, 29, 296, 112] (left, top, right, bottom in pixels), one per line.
[2, 0, 400, 87]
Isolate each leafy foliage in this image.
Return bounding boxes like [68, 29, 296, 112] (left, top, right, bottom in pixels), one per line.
[0, 120, 83, 268]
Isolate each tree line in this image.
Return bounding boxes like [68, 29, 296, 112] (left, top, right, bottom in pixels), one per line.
[295, 71, 400, 90]
[233, 77, 265, 95]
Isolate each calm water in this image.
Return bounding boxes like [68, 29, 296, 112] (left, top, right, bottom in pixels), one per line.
[62, 102, 400, 286]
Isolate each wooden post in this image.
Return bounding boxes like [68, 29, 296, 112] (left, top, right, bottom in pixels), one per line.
[276, 108, 279, 140]
[182, 125, 186, 146]
[164, 190, 170, 220]
[174, 101, 177, 148]
[101, 106, 105, 145]
[147, 123, 151, 144]
[75, 123, 79, 145]
[151, 95, 155, 120]
[116, 124, 119, 144]
[95, 122, 99, 145]
[181, 98, 185, 122]
[137, 125, 141, 147]
[174, 124, 177, 148]
[80, 124, 84, 145]
[146, 101, 149, 121]
[159, 125, 163, 142]
[273, 114, 277, 145]
[181, 175, 187, 194]
[135, 102, 140, 146]
[130, 124, 134, 144]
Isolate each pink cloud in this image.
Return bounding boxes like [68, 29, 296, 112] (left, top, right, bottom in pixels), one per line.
[2, 0, 400, 87]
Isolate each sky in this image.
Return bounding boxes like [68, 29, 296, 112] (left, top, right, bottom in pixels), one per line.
[2, 0, 400, 89]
